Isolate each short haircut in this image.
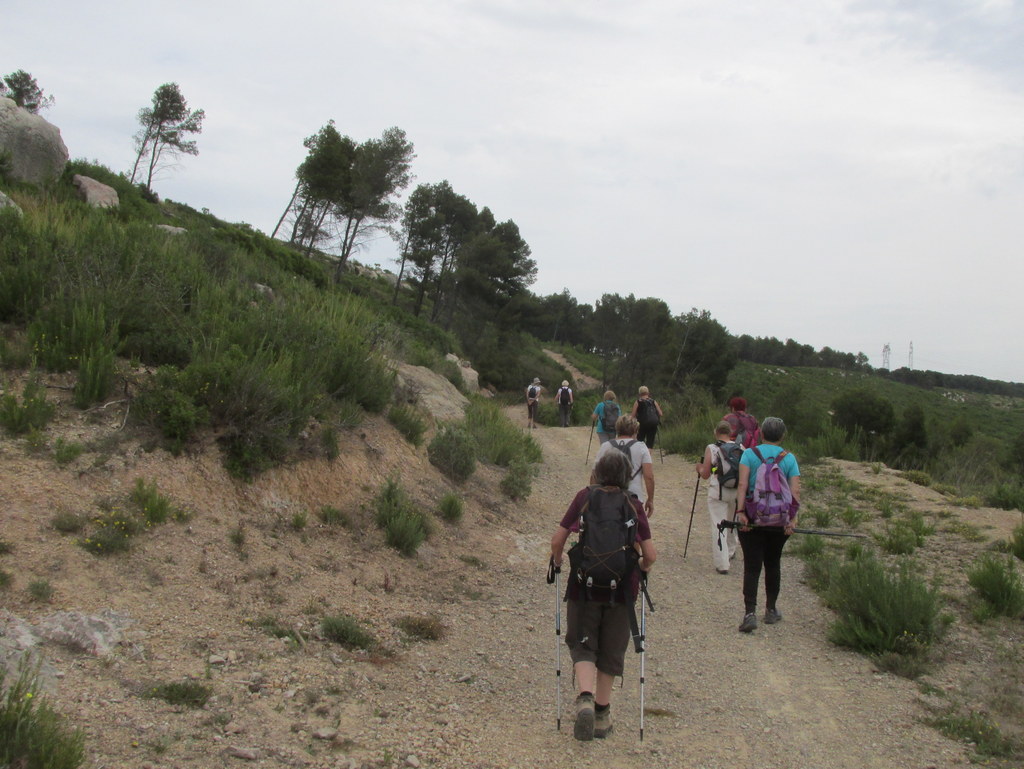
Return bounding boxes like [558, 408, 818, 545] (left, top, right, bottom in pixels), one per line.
[638, 385, 650, 396]
[761, 416, 787, 442]
[615, 415, 639, 437]
[728, 396, 747, 411]
[593, 449, 630, 489]
[603, 390, 616, 401]
[715, 420, 732, 437]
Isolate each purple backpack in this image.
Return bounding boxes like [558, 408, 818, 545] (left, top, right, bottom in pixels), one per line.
[748, 447, 796, 527]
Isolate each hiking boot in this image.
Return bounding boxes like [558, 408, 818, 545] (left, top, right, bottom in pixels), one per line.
[574, 693, 595, 741]
[738, 612, 758, 633]
[716, 568, 729, 575]
[764, 607, 783, 625]
[594, 705, 613, 738]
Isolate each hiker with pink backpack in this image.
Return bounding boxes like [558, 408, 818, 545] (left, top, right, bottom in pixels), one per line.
[733, 416, 801, 633]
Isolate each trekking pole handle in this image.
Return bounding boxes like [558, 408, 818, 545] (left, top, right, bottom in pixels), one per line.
[546, 557, 561, 584]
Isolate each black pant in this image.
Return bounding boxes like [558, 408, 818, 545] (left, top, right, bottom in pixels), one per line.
[637, 424, 658, 449]
[559, 403, 572, 427]
[737, 528, 790, 613]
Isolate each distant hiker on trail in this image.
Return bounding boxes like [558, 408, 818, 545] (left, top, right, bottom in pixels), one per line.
[526, 377, 543, 429]
[555, 380, 574, 427]
[723, 397, 760, 449]
[550, 450, 657, 741]
[734, 416, 801, 633]
[591, 391, 620, 445]
[593, 415, 655, 518]
[630, 386, 663, 450]
[695, 421, 741, 574]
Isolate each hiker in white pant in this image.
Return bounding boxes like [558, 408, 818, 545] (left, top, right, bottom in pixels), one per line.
[696, 421, 740, 574]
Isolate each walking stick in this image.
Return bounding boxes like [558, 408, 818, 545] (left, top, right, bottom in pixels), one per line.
[639, 573, 650, 742]
[547, 558, 562, 731]
[584, 421, 595, 466]
[682, 475, 701, 558]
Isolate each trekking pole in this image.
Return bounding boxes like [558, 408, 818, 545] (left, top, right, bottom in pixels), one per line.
[717, 519, 869, 540]
[547, 558, 562, 731]
[682, 475, 701, 558]
[584, 422, 595, 466]
[639, 573, 649, 742]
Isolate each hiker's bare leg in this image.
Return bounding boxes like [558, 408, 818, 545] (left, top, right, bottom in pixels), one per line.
[595, 670, 615, 706]
[574, 660, 596, 695]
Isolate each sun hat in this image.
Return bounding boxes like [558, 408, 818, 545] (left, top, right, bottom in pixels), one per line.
[561, 380, 569, 387]
[532, 377, 541, 384]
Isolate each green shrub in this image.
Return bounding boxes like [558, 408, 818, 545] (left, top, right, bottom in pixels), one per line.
[51, 511, 86, 534]
[291, 510, 308, 530]
[254, 615, 305, 645]
[0, 539, 12, 555]
[321, 614, 375, 650]
[987, 483, 1024, 513]
[133, 367, 208, 454]
[789, 534, 825, 559]
[464, 399, 541, 466]
[148, 680, 212, 709]
[1009, 523, 1024, 562]
[129, 478, 179, 525]
[437, 493, 464, 523]
[53, 438, 84, 467]
[967, 554, 1024, 618]
[0, 378, 55, 435]
[900, 470, 932, 487]
[318, 505, 349, 527]
[388, 404, 426, 447]
[809, 506, 834, 528]
[928, 709, 1017, 758]
[500, 458, 535, 500]
[0, 664, 86, 769]
[373, 478, 428, 556]
[72, 344, 116, 408]
[876, 521, 923, 555]
[839, 505, 868, 528]
[28, 300, 117, 373]
[826, 555, 944, 667]
[28, 579, 53, 602]
[78, 507, 142, 555]
[397, 614, 446, 641]
[428, 424, 476, 483]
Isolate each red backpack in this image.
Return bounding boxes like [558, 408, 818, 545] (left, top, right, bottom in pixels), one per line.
[725, 412, 760, 449]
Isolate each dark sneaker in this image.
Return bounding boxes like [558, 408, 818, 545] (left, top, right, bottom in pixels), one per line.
[738, 612, 758, 633]
[594, 706, 613, 738]
[764, 608, 783, 624]
[574, 693, 595, 741]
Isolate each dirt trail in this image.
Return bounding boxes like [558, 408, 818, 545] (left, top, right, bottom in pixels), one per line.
[395, 416, 970, 768]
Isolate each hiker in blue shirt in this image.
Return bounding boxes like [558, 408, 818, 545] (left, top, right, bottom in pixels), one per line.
[734, 416, 801, 633]
[591, 391, 619, 445]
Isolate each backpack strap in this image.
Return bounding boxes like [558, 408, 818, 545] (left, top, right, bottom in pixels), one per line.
[752, 445, 765, 463]
[614, 440, 642, 479]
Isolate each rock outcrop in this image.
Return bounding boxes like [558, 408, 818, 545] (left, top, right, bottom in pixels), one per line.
[0, 97, 69, 185]
[72, 174, 119, 208]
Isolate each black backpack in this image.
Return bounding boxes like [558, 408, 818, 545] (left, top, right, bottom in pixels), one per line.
[568, 486, 639, 601]
[611, 439, 642, 480]
[558, 386, 572, 405]
[636, 398, 660, 427]
[601, 400, 620, 432]
[713, 440, 743, 498]
[527, 385, 539, 401]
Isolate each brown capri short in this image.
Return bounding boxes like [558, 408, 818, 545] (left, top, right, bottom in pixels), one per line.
[565, 599, 633, 677]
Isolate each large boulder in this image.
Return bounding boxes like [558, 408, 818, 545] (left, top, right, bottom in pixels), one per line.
[0, 97, 69, 185]
[72, 174, 119, 208]
[394, 363, 470, 423]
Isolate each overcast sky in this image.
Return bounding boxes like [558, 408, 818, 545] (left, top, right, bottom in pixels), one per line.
[8, 0, 1023, 382]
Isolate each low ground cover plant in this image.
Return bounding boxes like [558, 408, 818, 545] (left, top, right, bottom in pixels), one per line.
[967, 554, 1024, 619]
[321, 614, 375, 651]
[0, 664, 86, 769]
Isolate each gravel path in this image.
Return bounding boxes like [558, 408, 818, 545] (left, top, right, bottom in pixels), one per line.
[370, 419, 971, 769]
